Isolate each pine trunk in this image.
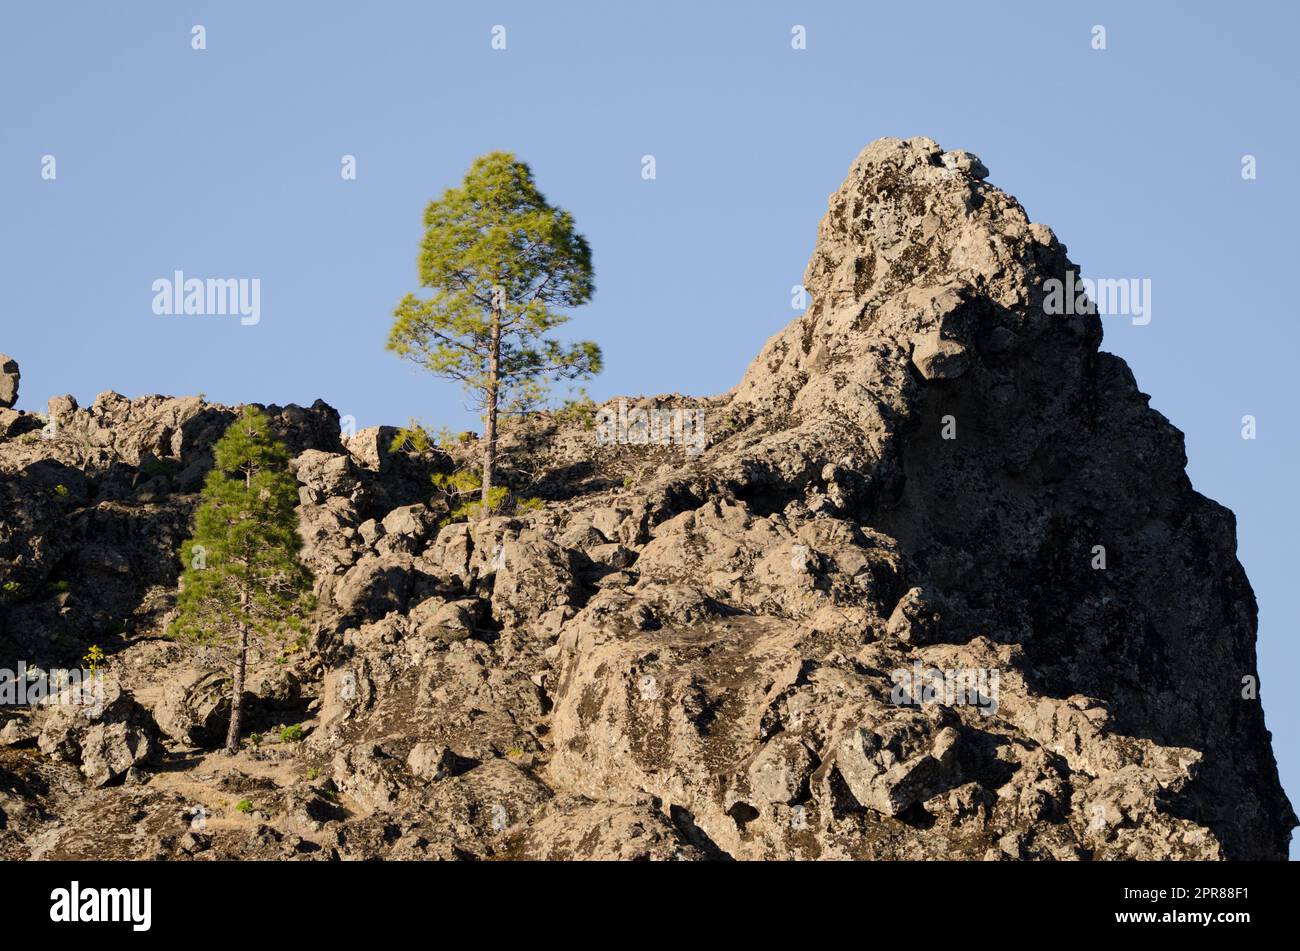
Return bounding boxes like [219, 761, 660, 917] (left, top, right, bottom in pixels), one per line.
[225, 601, 249, 755]
[481, 302, 502, 510]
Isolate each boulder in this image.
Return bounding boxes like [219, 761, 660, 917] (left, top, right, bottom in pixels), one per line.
[293, 449, 358, 501]
[333, 554, 415, 622]
[34, 681, 163, 787]
[153, 670, 232, 746]
[0, 408, 41, 439]
[0, 353, 17, 408]
[409, 596, 482, 641]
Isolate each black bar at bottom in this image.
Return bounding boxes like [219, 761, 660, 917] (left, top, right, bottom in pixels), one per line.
[10, 859, 1295, 938]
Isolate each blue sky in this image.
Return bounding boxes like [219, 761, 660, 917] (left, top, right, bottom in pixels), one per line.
[2, 1, 1297, 855]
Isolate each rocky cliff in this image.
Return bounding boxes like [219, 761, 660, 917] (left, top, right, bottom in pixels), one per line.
[0, 137, 1292, 860]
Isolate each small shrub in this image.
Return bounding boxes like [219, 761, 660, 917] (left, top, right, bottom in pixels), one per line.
[235, 799, 254, 815]
[394, 418, 545, 524]
[280, 634, 308, 658]
[279, 724, 305, 743]
[82, 644, 106, 675]
[305, 767, 320, 781]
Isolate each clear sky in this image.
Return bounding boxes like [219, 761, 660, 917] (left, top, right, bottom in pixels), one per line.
[2, 1, 1296, 856]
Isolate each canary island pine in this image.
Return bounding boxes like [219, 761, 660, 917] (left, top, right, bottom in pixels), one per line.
[388, 152, 601, 511]
[170, 406, 311, 754]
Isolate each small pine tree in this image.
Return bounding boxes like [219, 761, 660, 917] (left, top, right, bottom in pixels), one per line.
[170, 406, 311, 754]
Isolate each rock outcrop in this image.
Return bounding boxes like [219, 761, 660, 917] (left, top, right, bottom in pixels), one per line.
[0, 137, 1292, 861]
[0, 354, 17, 409]
[0, 355, 30, 442]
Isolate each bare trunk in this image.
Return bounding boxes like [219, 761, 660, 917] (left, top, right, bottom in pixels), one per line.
[481, 302, 502, 510]
[224, 594, 249, 754]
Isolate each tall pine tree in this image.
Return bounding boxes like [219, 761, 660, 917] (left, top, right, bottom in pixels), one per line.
[170, 406, 311, 754]
[388, 151, 601, 511]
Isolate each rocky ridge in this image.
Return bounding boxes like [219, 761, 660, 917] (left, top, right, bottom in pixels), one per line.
[0, 137, 1292, 860]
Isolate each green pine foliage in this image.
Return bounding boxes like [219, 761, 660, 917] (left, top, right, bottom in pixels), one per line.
[388, 151, 601, 508]
[172, 406, 311, 644]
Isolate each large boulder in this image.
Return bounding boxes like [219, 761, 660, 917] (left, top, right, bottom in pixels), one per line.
[333, 553, 416, 622]
[293, 449, 359, 502]
[153, 670, 232, 747]
[34, 680, 163, 787]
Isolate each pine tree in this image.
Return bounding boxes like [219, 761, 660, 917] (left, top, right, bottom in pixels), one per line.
[388, 151, 601, 512]
[170, 406, 311, 754]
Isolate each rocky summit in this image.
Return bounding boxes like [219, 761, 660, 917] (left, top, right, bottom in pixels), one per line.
[0, 137, 1292, 861]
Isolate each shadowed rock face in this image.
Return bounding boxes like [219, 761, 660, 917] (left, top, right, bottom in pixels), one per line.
[0, 137, 1292, 861]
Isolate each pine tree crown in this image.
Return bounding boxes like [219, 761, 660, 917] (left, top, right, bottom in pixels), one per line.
[169, 406, 312, 645]
[388, 151, 602, 411]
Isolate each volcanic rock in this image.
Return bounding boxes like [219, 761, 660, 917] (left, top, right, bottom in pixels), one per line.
[0, 354, 17, 408]
[0, 137, 1291, 861]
